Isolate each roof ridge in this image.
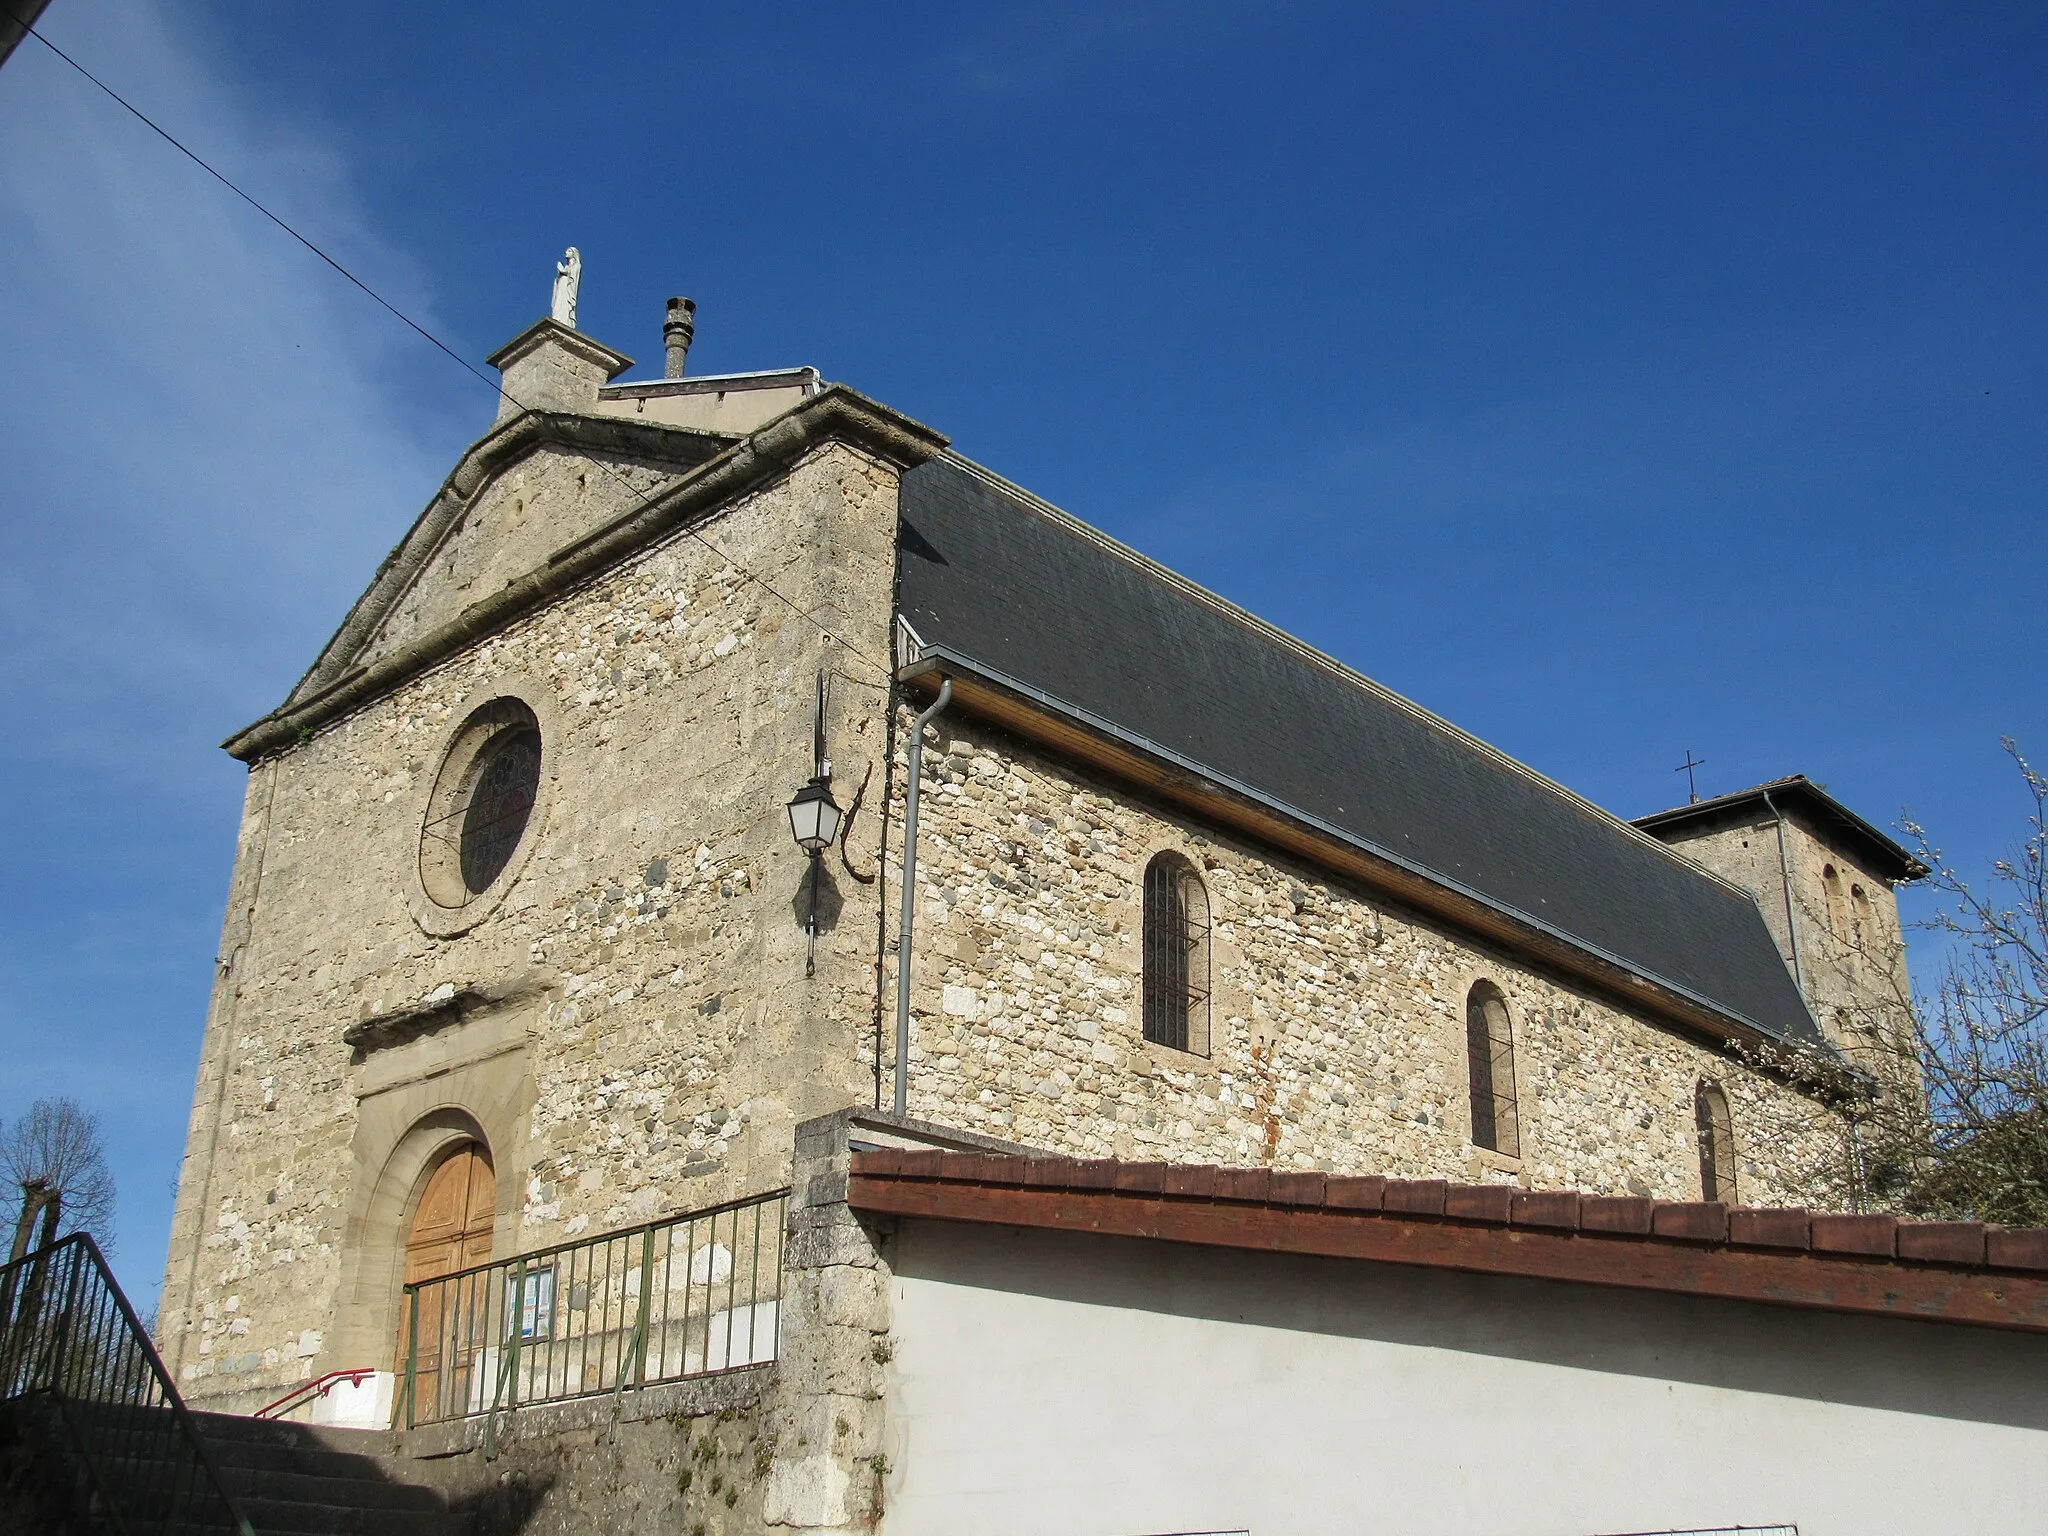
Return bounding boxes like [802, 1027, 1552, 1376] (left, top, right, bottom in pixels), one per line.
[937, 449, 1768, 909]
[1636, 774, 1926, 881]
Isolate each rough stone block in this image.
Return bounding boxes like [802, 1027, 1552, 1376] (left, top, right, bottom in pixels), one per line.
[786, 1223, 881, 1272]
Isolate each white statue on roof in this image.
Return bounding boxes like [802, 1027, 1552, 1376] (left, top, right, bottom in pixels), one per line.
[550, 247, 581, 328]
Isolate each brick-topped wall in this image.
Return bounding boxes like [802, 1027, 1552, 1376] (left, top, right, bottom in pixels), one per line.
[850, 1147, 2048, 1332]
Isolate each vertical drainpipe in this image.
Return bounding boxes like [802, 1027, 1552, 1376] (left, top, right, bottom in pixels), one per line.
[893, 679, 952, 1116]
[1762, 788, 1807, 999]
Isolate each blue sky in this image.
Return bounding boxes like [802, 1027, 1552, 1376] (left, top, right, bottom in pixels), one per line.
[1, 1, 2041, 1304]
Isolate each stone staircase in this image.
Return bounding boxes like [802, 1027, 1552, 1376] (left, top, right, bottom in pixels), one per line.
[60, 1404, 465, 1535]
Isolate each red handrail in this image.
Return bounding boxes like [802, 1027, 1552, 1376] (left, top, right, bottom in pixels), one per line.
[253, 1366, 377, 1421]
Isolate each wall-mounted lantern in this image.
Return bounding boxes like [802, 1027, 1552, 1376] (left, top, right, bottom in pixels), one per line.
[787, 671, 841, 975]
[786, 774, 843, 857]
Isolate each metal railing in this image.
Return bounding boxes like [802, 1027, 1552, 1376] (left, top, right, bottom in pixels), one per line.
[397, 1186, 788, 1428]
[254, 1364, 376, 1421]
[0, 1232, 254, 1536]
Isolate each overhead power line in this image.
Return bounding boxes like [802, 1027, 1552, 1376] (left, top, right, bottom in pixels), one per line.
[10, 9, 891, 680]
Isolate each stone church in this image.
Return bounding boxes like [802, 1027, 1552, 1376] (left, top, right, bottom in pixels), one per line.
[156, 274, 1927, 1439]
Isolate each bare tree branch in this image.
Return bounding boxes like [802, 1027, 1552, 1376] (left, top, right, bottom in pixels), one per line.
[2, 1097, 117, 1257]
[1884, 739, 2048, 1223]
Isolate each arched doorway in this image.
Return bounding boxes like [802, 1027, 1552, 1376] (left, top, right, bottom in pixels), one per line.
[397, 1140, 494, 1419]
[405, 1142, 495, 1284]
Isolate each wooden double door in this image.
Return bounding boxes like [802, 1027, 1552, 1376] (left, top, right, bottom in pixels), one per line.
[397, 1142, 495, 1418]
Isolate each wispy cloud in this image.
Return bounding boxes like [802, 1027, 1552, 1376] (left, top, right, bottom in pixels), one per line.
[0, 0, 468, 1300]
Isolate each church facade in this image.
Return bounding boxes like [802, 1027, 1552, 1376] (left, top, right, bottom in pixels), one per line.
[156, 291, 1919, 1415]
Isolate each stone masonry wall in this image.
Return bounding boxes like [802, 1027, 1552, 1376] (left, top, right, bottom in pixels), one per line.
[160, 440, 906, 1409]
[160, 416, 1858, 1423]
[885, 710, 1853, 1207]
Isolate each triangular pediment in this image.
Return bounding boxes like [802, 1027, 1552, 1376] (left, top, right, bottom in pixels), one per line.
[227, 385, 950, 761]
[287, 412, 732, 707]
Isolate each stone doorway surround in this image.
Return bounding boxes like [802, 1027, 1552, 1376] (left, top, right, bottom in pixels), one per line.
[329, 981, 543, 1378]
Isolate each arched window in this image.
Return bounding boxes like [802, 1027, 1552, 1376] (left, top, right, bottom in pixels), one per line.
[1849, 884, 1872, 953]
[1464, 982, 1520, 1157]
[1695, 1081, 1737, 1203]
[1142, 852, 1210, 1054]
[1821, 863, 1846, 938]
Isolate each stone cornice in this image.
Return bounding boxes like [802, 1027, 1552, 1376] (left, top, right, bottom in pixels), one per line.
[284, 411, 734, 712]
[225, 386, 948, 763]
[341, 971, 553, 1056]
[483, 316, 634, 378]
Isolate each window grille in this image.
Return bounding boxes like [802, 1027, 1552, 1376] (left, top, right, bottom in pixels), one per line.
[1695, 1081, 1738, 1203]
[1142, 853, 1210, 1055]
[1465, 983, 1520, 1157]
[458, 727, 542, 893]
[419, 705, 544, 908]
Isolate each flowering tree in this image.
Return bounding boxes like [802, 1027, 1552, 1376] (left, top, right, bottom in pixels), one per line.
[1881, 740, 2048, 1224]
[1722, 741, 2047, 1222]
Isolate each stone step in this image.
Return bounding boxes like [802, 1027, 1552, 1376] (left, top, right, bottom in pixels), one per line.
[82, 1427, 395, 1487]
[187, 1409, 391, 1453]
[56, 1404, 464, 1536]
[86, 1479, 463, 1536]
[111, 1509, 462, 1536]
[221, 1492, 462, 1536]
[99, 1455, 445, 1514]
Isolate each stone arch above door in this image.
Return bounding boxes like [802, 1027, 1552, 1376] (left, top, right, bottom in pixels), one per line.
[329, 1022, 535, 1374]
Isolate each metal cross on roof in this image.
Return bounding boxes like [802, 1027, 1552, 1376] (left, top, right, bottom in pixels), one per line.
[1675, 750, 1707, 805]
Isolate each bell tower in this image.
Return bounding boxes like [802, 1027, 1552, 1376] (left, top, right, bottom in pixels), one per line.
[1635, 776, 1927, 1057]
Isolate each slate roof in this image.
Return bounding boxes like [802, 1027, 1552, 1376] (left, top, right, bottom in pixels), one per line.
[896, 453, 1822, 1047]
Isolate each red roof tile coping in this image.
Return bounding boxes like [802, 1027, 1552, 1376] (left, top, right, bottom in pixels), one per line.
[847, 1148, 2048, 1334]
[1728, 1207, 1811, 1251]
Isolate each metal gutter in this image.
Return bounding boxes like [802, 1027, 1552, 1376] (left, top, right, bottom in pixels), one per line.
[1762, 787, 1810, 1001]
[899, 643, 1833, 1058]
[600, 366, 823, 396]
[894, 679, 952, 1115]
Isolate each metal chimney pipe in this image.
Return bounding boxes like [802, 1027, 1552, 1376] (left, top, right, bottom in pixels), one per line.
[664, 297, 697, 379]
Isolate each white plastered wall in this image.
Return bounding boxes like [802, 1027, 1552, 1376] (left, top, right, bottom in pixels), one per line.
[881, 1220, 2048, 1536]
